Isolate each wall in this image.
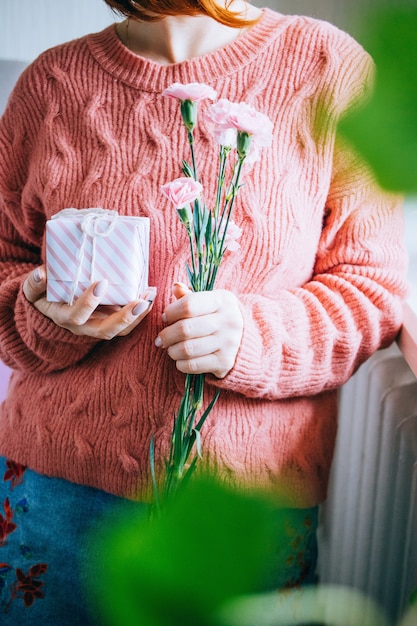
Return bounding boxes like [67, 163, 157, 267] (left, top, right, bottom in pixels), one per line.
[0, 362, 10, 400]
[0, 0, 406, 62]
[0, 0, 119, 62]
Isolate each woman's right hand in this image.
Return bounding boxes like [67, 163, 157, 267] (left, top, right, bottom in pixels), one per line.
[23, 265, 156, 340]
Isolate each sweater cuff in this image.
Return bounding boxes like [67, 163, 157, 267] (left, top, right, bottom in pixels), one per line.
[13, 285, 99, 371]
[210, 297, 282, 397]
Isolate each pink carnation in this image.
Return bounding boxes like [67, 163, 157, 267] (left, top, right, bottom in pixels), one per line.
[205, 99, 236, 128]
[205, 99, 237, 146]
[162, 82, 217, 102]
[206, 99, 273, 148]
[161, 177, 203, 209]
[228, 102, 274, 147]
[213, 128, 237, 147]
[219, 220, 242, 252]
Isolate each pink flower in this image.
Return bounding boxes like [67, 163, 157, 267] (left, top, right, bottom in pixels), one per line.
[213, 128, 237, 147]
[161, 177, 203, 209]
[205, 99, 236, 128]
[206, 99, 273, 150]
[162, 82, 217, 102]
[205, 99, 238, 147]
[219, 220, 242, 252]
[228, 102, 274, 147]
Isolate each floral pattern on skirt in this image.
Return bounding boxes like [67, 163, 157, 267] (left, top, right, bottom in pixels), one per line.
[0, 456, 147, 625]
[0, 460, 49, 612]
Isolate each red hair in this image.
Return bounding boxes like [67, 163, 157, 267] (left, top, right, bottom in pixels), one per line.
[103, 0, 260, 28]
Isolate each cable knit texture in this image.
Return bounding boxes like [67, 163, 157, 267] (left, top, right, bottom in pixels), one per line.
[0, 9, 408, 506]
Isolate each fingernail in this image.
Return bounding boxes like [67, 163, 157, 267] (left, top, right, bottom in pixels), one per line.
[93, 280, 108, 297]
[33, 268, 43, 283]
[132, 301, 148, 316]
[161, 312, 167, 323]
[155, 336, 163, 348]
[146, 286, 157, 304]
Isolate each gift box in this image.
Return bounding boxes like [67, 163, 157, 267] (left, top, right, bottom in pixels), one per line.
[46, 208, 150, 305]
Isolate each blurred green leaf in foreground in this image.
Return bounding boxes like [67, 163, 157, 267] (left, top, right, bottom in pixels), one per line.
[89, 477, 282, 626]
[339, 6, 417, 193]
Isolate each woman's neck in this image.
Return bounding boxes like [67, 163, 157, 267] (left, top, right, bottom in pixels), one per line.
[116, 1, 262, 65]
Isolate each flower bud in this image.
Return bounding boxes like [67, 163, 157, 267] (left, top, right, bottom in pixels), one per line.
[180, 100, 198, 131]
[177, 205, 194, 227]
[236, 131, 253, 159]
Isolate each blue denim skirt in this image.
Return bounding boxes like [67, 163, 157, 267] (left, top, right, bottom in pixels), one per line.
[0, 456, 318, 624]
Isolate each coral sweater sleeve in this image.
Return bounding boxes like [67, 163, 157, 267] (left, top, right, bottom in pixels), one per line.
[215, 149, 407, 400]
[0, 71, 99, 374]
[211, 44, 408, 400]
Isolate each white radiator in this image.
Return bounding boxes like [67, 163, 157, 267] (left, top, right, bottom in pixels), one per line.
[318, 343, 417, 623]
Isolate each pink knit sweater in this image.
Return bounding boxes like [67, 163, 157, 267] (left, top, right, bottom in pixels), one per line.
[0, 9, 408, 506]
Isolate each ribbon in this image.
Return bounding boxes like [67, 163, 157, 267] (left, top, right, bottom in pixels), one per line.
[52, 208, 118, 305]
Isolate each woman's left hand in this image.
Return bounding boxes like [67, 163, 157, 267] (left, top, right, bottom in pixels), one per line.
[156, 285, 243, 378]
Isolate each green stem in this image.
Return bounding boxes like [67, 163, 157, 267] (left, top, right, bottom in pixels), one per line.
[188, 227, 198, 284]
[214, 147, 229, 219]
[153, 133, 249, 510]
[161, 371, 207, 504]
[207, 157, 245, 290]
[188, 130, 198, 181]
[220, 157, 245, 252]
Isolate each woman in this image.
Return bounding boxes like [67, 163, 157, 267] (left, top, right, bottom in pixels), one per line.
[0, 0, 408, 623]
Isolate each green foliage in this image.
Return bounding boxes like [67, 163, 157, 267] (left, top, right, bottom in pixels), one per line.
[339, 6, 417, 193]
[90, 476, 283, 626]
[409, 585, 417, 607]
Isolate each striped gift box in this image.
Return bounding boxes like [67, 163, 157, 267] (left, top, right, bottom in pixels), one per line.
[46, 208, 150, 305]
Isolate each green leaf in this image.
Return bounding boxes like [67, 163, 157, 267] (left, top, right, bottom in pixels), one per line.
[182, 160, 194, 178]
[198, 206, 211, 252]
[89, 476, 284, 626]
[179, 456, 199, 488]
[195, 390, 221, 432]
[192, 428, 202, 458]
[338, 7, 417, 193]
[409, 585, 417, 607]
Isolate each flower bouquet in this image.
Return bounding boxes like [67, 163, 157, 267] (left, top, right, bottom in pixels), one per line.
[151, 82, 273, 511]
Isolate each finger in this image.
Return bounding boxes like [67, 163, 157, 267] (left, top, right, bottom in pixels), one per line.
[86, 299, 153, 339]
[172, 282, 191, 300]
[143, 286, 158, 304]
[163, 291, 218, 325]
[157, 313, 219, 348]
[48, 300, 142, 338]
[94, 304, 123, 317]
[23, 266, 47, 303]
[117, 287, 157, 336]
[35, 280, 110, 328]
[175, 347, 237, 378]
[115, 303, 150, 336]
[90, 286, 157, 338]
[175, 353, 222, 376]
[166, 334, 220, 362]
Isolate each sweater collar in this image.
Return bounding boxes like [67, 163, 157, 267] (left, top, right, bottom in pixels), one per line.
[86, 8, 287, 92]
